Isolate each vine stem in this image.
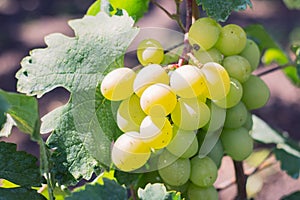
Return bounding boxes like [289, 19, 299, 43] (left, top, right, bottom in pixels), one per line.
[256, 63, 294, 77]
[233, 161, 247, 200]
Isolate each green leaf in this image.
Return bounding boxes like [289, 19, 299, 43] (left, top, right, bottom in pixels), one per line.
[282, 191, 300, 200]
[86, 0, 101, 16]
[0, 95, 9, 129]
[65, 179, 127, 200]
[16, 13, 139, 185]
[196, 0, 252, 22]
[283, 0, 300, 10]
[138, 183, 182, 200]
[0, 142, 43, 187]
[114, 170, 141, 186]
[262, 48, 289, 65]
[0, 187, 46, 200]
[0, 89, 39, 139]
[274, 148, 300, 179]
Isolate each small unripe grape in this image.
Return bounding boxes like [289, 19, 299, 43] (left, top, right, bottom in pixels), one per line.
[221, 127, 253, 161]
[140, 83, 177, 117]
[101, 68, 136, 101]
[224, 101, 248, 129]
[242, 75, 270, 110]
[137, 39, 164, 66]
[170, 65, 206, 98]
[188, 17, 221, 50]
[192, 48, 223, 64]
[223, 55, 252, 83]
[111, 132, 151, 172]
[188, 184, 218, 200]
[140, 116, 173, 149]
[215, 24, 247, 56]
[134, 64, 169, 97]
[240, 39, 261, 71]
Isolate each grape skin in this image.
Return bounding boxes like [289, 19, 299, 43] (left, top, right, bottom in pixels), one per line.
[193, 48, 223, 64]
[188, 184, 218, 200]
[137, 39, 164, 66]
[111, 132, 151, 172]
[100, 68, 136, 101]
[224, 101, 248, 129]
[240, 39, 261, 72]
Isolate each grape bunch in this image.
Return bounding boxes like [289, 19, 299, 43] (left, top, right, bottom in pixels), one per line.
[100, 17, 270, 199]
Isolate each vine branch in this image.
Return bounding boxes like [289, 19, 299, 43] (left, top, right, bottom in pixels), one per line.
[233, 161, 247, 200]
[257, 63, 295, 77]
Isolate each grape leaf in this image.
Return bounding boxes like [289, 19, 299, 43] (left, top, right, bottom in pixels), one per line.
[0, 95, 9, 129]
[138, 183, 182, 200]
[87, 0, 150, 21]
[0, 142, 43, 187]
[196, 0, 252, 21]
[274, 148, 300, 179]
[282, 191, 300, 200]
[114, 170, 141, 186]
[283, 0, 300, 10]
[16, 13, 139, 185]
[65, 179, 127, 200]
[0, 187, 46, 200]
[0, 89, 38, 139]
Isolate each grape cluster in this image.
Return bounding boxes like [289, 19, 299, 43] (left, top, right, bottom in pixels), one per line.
[100, 17, 270, 199]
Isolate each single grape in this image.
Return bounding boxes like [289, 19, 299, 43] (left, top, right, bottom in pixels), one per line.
[111, 132, 151, 172]
[134, 64, 169, 97]
[137, 39, 164, 66]
[240, 39, 261, 71]
[192, 48, 223, 64]
[214, 78, 243, 108]
[224, 101, 248, 129]
[190, 156, 218, 187]
[170, 65, 206, 98]
[117, 94, 146, 132]
[171, 97, 210, 130]
[201, 62, 231, 100]
[158, 151, 191, 186]
[140, 116, 173, 149]
[222, 55, 252, 83]
[202, 100, 226, 132]
[207, 139, 224, 168]
[140, 83, 177, 117]
[215, 24, 247, 56]
[188, 184, 218, 200]
[243, 111, 253, 130]
[101, 68, 136, 101]
[221, 127, 253, 161]
[166, 127, 198, 158]
[188, 17, 221, 50]
[242, 75, 270, 110]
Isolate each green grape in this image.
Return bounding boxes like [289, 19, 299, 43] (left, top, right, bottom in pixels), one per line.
[221, 127, 254, 161]
[166, 127, 198, 158]
[201, 62, 231, 100]
[188, 184, 218, 200]
[202, 100, 226, 132]
[242, 75, 270, 110]
[214, 78, 243, 108]
[171, 97, 210, 130]
[170, 65, 206, 98]
[140, 83, 177, 117]
[222, 55, 252, 83]
[158, 151, 191, 186]
[215, 24, 247, 56]
[190, 156, 218, 187]
[188, 17, 221, 50]
[240, 39, 261, 71]
[166, 181, 190, 195]
[140, 116, 173, 149]
[224, 101, 248, 129]
[192, 48, 223, 64]
[101, 68, 136, 101]
[111, 132, 151, 172]
[243, 111, 253, 130]
[137, 39, 164, 66]
[117, 94, 146, 132]
[207, 139, 224, 168]
[134, 64, 169, 97]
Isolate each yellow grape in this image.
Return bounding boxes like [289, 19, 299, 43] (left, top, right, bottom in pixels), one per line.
[171, 97, 210, 130]
[111, 132, 151, 172]
[140, 83, 177, 117]
[137, 39, 164, 66]
[139, 116, 173, 149]
[101, 68, 136, 101]
[170, 65, 206, 98]
[117, 94, 146, 132]
[201, 62, 230, 100]
[134, 64, 169, 97]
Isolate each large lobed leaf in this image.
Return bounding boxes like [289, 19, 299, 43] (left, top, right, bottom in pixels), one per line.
[0, 187, 46, 200]
[138, 183, 182, 200]
[196, 0, 252, 21]
[16, 12, 139, 185]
